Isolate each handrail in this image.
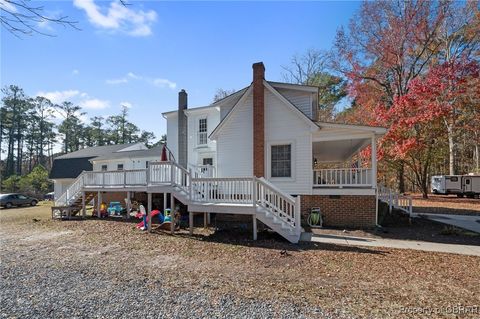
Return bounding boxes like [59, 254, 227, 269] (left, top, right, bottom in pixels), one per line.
[378, 183, 413, 216]
[255, 177, 299, 231]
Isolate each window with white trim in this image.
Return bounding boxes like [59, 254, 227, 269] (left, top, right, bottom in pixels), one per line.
[271, 144, 291, 178]
[117, 164, 124, 171]
[197, 118, 208, 145]
[101, 165, 108, 171]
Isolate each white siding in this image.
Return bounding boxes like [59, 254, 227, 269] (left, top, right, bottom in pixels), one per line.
[92, 156, 159, 171]
[187, 108, 219, 168]
[276, 88, 314, 120]
[265, 90, 313, 195]
[166, 113, 178, 160]
[53, 178, 74, 200]
[216, 95, 253, 177]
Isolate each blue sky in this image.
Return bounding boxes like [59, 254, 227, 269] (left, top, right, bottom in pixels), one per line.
[1, 0, 359, 143]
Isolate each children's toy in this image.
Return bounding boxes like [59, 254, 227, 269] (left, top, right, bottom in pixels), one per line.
[107, 201, 125, 216]
[136, 209, 161, 229]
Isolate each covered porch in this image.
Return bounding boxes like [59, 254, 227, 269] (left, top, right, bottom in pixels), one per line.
[312, 123, 386, 190]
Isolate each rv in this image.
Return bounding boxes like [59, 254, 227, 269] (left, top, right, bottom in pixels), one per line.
[431, 175, 480, 198]
[462, 175, 480, 198]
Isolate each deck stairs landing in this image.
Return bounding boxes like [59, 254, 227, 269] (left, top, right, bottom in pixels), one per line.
[55, 162, 302, 243]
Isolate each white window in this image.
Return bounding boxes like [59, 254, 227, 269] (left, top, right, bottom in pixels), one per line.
[203, 158, 213, 166]
[101, 165, 108, 171]
[117, 164, 124, 171]
[197, 118, 208, 146]
[271, 145, 291, 178]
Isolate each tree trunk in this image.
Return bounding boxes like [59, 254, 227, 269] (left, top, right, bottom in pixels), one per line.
[447, 124, 455, 175]
[398, 163, 405, 193]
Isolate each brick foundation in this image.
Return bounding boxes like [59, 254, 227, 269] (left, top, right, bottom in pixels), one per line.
[300, 195, 376, 228]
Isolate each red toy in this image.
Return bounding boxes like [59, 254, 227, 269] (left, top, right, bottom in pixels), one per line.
[136, 209, 160, 229]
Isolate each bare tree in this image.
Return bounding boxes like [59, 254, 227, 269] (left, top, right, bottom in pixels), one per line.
[0, 0, 79, 37]
[213, 88, 236, 103]
[282, 49, 330, 85]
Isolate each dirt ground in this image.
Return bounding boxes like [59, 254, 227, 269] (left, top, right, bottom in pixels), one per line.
[411, 193, 480, 216]
[1, 204, 480, 318]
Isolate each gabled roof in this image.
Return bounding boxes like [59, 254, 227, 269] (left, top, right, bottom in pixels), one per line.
[209, 81, 318, 140]
[315, 122, 387, 135]
[91, 146, 162, 161]
[50, 143, 151, 179]
[54, 143, 139, 159]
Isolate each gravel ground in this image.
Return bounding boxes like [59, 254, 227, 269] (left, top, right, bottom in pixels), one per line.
[1, 205, 479, 319]
[0, 264, 333, 319]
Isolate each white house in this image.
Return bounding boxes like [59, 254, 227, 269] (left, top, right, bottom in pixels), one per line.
[50, 143, 161, 200]
[52, 62, 388, 243]
[163, 62, 386, 228]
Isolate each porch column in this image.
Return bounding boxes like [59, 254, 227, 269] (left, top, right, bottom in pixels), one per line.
[203, 213, 208, 228]
[81, 192, 86, 218]
[163, 192, 167, 212]
[147, 193, 152, 232]
[126, 191, 131, 220]
[252, 214, 257, 241]
[189, 211, 194, 235]
[371, 134, 377, 188]
[170, 193, 175, 234]
[97, 192, 102, 218]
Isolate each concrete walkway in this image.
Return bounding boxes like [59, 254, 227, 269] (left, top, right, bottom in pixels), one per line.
[414, 213, 480, 234]
[301, 233, 480, 257]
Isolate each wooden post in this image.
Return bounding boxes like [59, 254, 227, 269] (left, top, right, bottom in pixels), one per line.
[203, 213, 208, 228]
[189, 211, 194, 235]
[252, 214, 257, 241]
[371, 134, 377, 189]
[163, 192, 167, 212]
[97, 192, 102, 218]
[126, 191, 131, 220]
[81, 192, 86, 218]
[170, 193, 175, 234]
[147, 193, 152, 232]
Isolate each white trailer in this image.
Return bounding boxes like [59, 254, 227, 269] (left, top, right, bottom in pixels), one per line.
[462, 175, 480, 198]
[431, 175, 463, 196]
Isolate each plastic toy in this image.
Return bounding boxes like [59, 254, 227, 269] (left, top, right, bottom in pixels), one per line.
[136, 209, 161, 229]
[107, 201, 125, 216]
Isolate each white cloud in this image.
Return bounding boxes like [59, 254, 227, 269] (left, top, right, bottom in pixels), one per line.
[80, 98, 110, 110]
[153, 78, 177, 89]
[106, 77, 128, 84]
[37, 90, 80, 104]
[0, 0, 17, 12]
[73, 0, 157, 37]
[106, 72, 176, 90]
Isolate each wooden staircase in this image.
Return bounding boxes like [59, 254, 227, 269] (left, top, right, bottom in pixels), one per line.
[55, 161, 302, 243]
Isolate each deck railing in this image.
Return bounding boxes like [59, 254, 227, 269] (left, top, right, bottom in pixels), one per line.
[191, 177, 253, 204]
[378, 184, 413, 216]
[313, 168, 372, 187]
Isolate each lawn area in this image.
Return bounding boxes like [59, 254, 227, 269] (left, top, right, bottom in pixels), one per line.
[1, 205, 479, 318]
[412, 194, 480, 216]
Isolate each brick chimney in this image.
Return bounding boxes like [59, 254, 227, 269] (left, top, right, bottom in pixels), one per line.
[178, 89, 188, 168]
[252, 62, 265, 177]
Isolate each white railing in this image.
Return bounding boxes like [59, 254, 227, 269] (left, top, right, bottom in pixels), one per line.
[191, 177, 253, 204]
[314, 168, 372, 187]
[55, 171, 85, 206]
[256, 177, 300, 231]
[171, 162, 190, 194]
[378, 184, 413, 216]
[149, 162, 173, 184]
[190, 164, 216, 178]
[83, 169, 148, 188]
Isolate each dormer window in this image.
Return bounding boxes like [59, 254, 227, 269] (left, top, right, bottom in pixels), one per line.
[197, 118, 208, 146]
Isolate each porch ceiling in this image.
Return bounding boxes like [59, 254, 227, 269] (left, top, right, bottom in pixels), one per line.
[313, 138, 370, 162]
